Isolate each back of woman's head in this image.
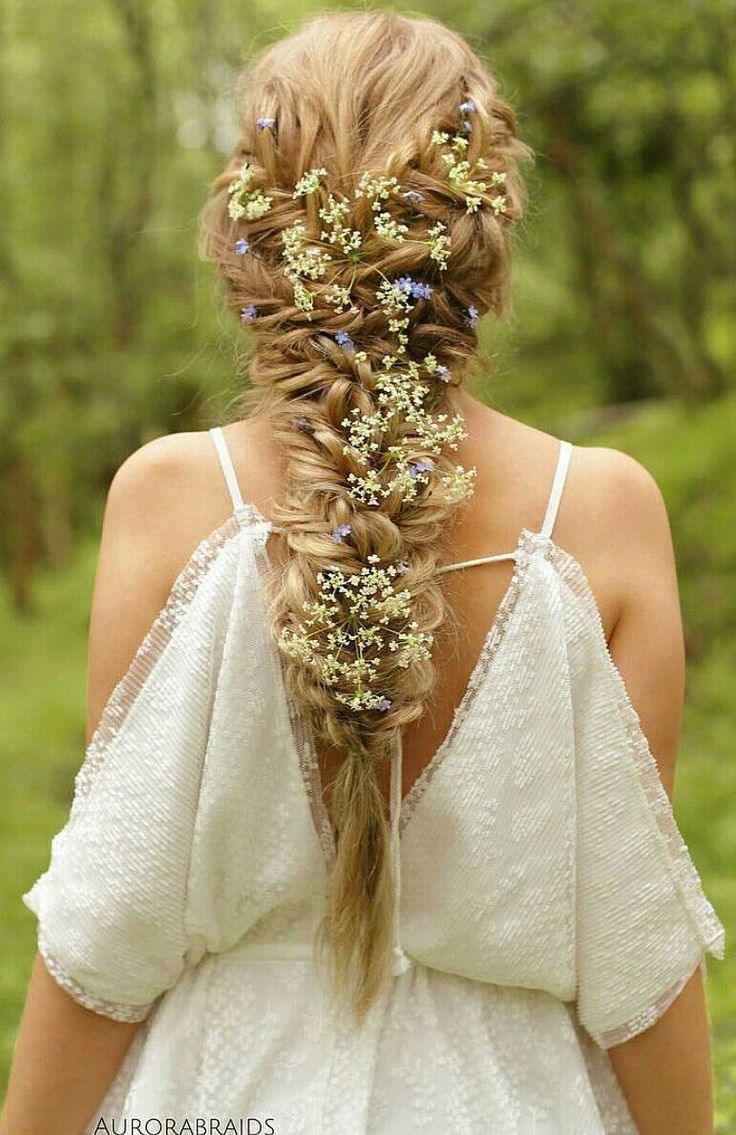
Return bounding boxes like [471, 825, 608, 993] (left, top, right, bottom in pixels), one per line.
[199, 8, 533, 1028]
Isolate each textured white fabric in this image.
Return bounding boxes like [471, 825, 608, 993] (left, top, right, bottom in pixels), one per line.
[21, 442, 725, 1133]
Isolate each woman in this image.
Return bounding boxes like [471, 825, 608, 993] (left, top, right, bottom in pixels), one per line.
[0, 11, 724, 1134]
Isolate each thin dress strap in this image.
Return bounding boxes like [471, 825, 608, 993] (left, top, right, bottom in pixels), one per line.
[538, 439, 573, 540]
[436, 438, 574, 575]
[209, 426, 245, 513]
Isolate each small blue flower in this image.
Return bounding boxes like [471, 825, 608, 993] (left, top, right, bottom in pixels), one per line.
[395, 560, 410, 575]
[293, 416, 310, 431]
[234, 238, 250, 256]
[240, 304, 257, 323]
[334, 330, 355, 352]
[408, 459, 434, 478]
[459, 99, 476, 114]
[402, 189, 424, 205]
[461, 119, 473, 134]
[435, 364, 451, 382]
[465, 305, 479, 329]
[331, 522, 352, 543]
[396, 276, 414, 294]
[255, 117, 275, 131]
[410, 281, 433, 300]
[375, 696, 392, 712]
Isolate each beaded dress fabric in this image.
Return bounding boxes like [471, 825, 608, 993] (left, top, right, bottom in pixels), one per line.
[22, 428, 725, 1134]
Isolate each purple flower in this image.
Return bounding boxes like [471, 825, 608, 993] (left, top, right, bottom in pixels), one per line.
[375, 696, 392, 712]
[459, 99, 476, 114]
[255, 117, 275, 131]
[331, 522, 352, 543]
[396, 276, 432, 300]
[408, 459, 434, 478]
[334, 330, 355, 352]
[465, 305, 479, 329]
[395, 560, 410, 575]
[402, 189, 424, 205]
[293, 416, 310, 432]
[234, 238, 250, 256]
[461, 119, 473, 134]
[240, 304, 257, 323]
[435, 364, 451, 382]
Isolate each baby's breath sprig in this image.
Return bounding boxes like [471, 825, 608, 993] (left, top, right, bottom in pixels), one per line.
[293, 166, 329, 198]
[339, 351, 474, 508]
[319, 193, 364, 258]
[355, 173, 409, 245]
[279, 555, 433, 713]
[281, 218, 333, 314]
[227, 161, 273, 221]
[430, 130, 509, 217]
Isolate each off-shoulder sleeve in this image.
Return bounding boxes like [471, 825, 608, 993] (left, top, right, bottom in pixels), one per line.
[22, 519, 241, 1022]
[567, 589, 725, 1050]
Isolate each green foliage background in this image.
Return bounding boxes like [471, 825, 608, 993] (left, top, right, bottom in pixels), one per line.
[0, 0, 734, 1124]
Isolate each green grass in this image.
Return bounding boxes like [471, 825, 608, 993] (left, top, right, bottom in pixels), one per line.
[1, 394, 733, 1126]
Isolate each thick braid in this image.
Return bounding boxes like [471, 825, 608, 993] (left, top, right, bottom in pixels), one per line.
[199, 11, 534, 1027]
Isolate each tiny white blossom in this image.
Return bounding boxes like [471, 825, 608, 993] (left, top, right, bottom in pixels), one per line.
[293, 167, 329, 197]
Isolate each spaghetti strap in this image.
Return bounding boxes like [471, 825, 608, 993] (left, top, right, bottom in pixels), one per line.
[538, 439, 573, 540]
[209, 426, 245, 514]
[437, 550, 518, 576]
[437, 439, 574, 575]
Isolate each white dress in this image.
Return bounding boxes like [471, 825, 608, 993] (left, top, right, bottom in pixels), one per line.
[22, 428, 725, 1135]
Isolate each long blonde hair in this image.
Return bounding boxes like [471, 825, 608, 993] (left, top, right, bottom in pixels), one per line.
[199, 9, 533, 1028]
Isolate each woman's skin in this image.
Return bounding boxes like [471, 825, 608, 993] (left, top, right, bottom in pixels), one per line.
[0, 390, 716, 1135]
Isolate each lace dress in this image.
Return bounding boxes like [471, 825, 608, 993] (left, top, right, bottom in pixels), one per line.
[22, 429, 725, 1135]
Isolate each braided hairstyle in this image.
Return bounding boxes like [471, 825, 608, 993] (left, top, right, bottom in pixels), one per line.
[199, 10, 533, 1028]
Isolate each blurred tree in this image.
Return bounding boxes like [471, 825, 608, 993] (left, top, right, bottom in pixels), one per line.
[0, 0, 733, 606]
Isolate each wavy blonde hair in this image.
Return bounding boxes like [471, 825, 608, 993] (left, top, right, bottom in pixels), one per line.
[199, 9, 533, 1028]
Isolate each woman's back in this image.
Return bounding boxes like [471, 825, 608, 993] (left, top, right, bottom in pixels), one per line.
[182, 398, 638, 817]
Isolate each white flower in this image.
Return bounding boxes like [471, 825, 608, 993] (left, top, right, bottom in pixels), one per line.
[293, 167, 329, 197]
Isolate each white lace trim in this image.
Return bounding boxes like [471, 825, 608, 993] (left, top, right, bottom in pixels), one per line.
[37, 927, 154, 1022]
[546, 540, 725, 1045]
[70, 512, 245, 818]
[593, 953, 707, 1049]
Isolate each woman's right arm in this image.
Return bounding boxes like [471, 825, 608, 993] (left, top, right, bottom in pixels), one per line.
[596, 449, 715, 1135]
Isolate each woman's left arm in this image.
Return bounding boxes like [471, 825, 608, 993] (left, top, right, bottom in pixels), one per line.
[0, 438, 196, 1135]
[0, 956, 142, 1135]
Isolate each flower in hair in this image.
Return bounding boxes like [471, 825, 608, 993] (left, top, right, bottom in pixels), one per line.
[324, 284, 357, 314]
[255, 117, 276, 131]
[427, 221, 451, 270]
[227, 162, 273, 221]
[402, 189, 424, 205]
[319, 194, 363, 257]
[234, 238, 250, 255]
[331, 523, 352, 543]
[281, 219, 332, 314]
[293, 167, 329, 198]
[465, 305, 479, 329]
[408, 459, 434, 478]
[355, 173, 408, 244]
[335, 330, 355, 353]
[240, 304, 257, 322]
[459, 99, 476, 115]
[431, 132, 499, 214]
[279, 557, 433, 712]
[293, 416, 311, 431]
[402, 279, 431, 301]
